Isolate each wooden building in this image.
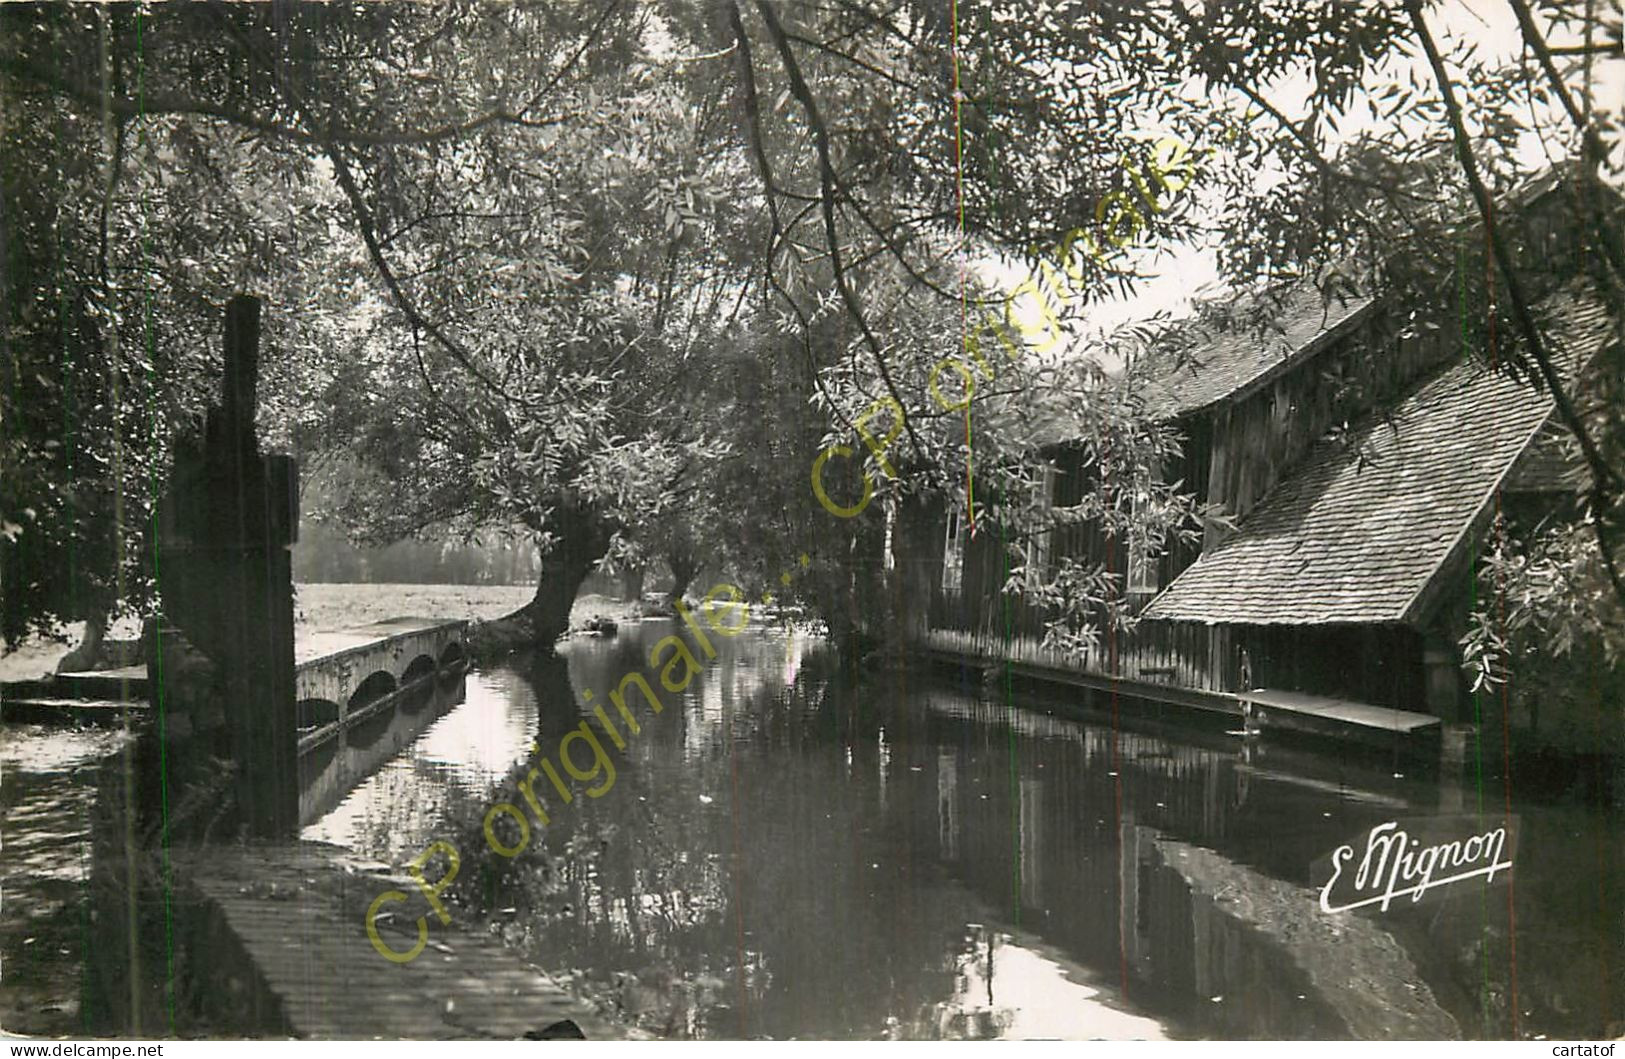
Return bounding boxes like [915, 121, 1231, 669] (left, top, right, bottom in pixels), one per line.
[911, 171, 1620, 752]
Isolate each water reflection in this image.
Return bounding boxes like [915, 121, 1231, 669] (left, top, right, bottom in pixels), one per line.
[300, 670, 535, 858]
[302, 623, 1620, 1040]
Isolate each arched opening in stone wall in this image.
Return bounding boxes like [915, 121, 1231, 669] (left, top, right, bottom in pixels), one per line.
[296, 698, 341, 735]
[402, 654, 437, 685]
[347, 670, 398, 715]
[400, 655, 437, 712]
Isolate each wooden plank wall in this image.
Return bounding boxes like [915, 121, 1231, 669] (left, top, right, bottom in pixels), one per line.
[1159, 413, 1212, 589]
[920, 437, 1241, 694]
[927, 579, 1236, 694]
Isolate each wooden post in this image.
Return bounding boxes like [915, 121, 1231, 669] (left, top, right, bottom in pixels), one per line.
[1422, 631, 1465, 721]
[222, 296, 260, 446]
[220, 296, 298, 837]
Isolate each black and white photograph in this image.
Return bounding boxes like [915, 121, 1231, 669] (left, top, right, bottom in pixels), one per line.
[0, 0, 1621, 1045]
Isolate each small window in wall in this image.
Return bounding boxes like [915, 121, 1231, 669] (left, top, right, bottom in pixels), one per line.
[941, 509, 966, 595]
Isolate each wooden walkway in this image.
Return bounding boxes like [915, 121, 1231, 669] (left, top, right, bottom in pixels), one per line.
[174, 843, 636, 1040]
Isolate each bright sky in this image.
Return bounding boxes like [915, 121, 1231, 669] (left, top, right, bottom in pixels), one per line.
[990, 0, 1623, 364]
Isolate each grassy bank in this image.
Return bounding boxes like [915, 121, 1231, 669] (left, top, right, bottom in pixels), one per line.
[292, 582, 535, 630]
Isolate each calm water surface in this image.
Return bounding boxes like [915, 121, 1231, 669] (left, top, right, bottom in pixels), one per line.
[302, 620, 1621, 1040]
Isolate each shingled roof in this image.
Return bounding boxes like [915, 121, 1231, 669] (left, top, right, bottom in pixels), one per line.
[1132, 165, 1589, 422]
[1140, 281, 1374, 418]
[1141, 285, 1615, 627]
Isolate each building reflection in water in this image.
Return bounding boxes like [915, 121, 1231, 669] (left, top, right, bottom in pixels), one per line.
[938, 749, 958, 863]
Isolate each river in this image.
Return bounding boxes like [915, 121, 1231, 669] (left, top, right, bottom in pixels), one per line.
[2, 620, 1617, 1038]
[294, 619, 1620, 1040]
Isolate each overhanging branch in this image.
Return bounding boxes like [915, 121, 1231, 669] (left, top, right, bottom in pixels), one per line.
[1406, 0, 1625, 609]
[752, 0, 930, 468]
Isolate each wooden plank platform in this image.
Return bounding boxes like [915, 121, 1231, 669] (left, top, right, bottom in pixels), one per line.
[175, 843, 637, 1040]
[912, 642, 1442, 750]
[1239, 688, 1440, 735]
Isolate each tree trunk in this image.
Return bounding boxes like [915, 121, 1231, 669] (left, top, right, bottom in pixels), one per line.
[523, 499, 612, 651]
[666, 548, 698, 607]
[885, 494, 942, 653]
[56, 611, 108, 673]
[804, 534, 881, 672]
